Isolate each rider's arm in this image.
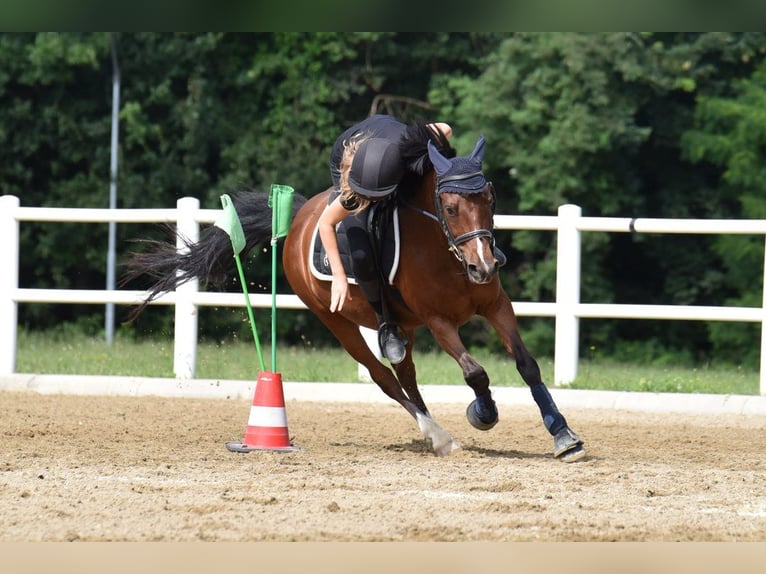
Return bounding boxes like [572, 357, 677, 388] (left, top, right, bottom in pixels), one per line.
[318, 197, 353, 312]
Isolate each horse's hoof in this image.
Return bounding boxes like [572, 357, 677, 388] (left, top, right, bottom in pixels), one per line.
[433, 438, 462, 457]
[553, 427, 586, 462]
[416, 411, 460, 457]
[466, 399, 498, 431]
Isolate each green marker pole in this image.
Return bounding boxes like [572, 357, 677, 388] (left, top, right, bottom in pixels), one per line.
[234, 253, 266, 372]
[268, 184, 295, 373]
[214, 194, 266, 372]
[270, 234, 277, 372]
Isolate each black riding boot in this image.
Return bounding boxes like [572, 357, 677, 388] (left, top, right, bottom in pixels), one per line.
[376, 315, 406, 365]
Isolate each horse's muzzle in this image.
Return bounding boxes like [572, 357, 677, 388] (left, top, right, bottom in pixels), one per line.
[466, 257, 499, 284]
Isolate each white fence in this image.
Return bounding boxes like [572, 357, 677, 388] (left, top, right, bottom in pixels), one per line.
[2, 194, 766, 395]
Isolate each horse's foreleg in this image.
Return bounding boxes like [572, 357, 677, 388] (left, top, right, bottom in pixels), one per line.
[484, 295, 586, 462]
[426, 317, 499, 431]
[321, 314, 458, 456]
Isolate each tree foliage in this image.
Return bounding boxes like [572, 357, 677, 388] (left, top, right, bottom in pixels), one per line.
[683, 56, 766, 364]
[434, 32, 766, 363]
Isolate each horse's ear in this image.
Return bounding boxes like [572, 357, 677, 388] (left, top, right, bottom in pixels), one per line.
[469, 135, 486, 163]
[428, 140, 453, 176]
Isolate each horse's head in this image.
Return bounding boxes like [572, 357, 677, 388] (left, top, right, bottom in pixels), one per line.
[427, 136, 499, 284]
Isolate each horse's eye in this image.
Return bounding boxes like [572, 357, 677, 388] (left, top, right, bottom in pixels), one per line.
[445, 206, 457, 216]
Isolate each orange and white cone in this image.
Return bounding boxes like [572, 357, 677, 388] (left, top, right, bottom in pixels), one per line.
[226, 371, 300, 453]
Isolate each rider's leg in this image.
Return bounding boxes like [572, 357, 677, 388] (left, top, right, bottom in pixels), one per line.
[345, 222, 406, 364]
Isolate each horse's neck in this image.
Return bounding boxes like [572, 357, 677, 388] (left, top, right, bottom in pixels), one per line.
[408, 173, 437, 213]
[399, 175, 443, 238]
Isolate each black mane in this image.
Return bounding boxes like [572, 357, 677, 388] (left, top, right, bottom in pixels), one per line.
[398, 123, 456, 176]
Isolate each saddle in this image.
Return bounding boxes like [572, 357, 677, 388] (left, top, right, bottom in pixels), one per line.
[309, 197, 401, 286]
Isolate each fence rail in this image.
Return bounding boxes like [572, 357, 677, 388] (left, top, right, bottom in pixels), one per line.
[2, 194, 765, 395]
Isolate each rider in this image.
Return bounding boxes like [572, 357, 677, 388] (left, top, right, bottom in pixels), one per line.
[318, 114, 452, 365]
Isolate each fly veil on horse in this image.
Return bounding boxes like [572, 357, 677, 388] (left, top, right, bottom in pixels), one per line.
[126, 125, 585, 462]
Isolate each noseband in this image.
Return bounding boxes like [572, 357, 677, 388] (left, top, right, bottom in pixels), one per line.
[407, 171, 497, 264]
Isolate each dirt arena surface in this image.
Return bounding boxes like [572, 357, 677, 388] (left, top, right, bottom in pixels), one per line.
[1, 390, 765, 542]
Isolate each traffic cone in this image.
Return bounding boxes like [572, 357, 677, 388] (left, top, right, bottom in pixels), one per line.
[225, 371, 300, 453]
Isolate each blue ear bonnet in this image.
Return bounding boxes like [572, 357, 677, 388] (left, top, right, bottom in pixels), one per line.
[427, 135, 487, 194]
[436, 156, 487, 193]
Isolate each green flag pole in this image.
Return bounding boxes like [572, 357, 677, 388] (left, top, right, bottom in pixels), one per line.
[268, 184, 295, 373]
[214, 194, 266, 372]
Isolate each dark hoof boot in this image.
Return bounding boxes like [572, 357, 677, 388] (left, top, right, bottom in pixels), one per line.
[553, 427, 586, 462]
[466, 397, 498, 431]
[378, 323, 406, 365]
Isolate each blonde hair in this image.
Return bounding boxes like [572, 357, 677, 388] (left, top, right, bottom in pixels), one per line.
[338, 134, 372, 213]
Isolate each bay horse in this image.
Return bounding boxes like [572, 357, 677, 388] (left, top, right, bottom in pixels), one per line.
[126, 125, 585, 462]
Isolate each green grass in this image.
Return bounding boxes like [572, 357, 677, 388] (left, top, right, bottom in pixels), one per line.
[14, 330, 761, 395]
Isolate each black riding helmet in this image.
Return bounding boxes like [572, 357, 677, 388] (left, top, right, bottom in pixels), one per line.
[348, 138, 405, 199]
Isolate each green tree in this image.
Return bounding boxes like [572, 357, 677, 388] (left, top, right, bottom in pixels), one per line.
[0, 33, 112, 330]
[684, 57, 766, 365]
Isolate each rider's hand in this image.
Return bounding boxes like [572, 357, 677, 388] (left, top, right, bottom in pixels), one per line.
[330, 273, 350, 312]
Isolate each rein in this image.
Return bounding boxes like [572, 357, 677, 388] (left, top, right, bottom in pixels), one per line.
[404, 172, 496, 263]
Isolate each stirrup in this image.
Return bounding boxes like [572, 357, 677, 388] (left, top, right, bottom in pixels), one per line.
[378, 323, 406, 365]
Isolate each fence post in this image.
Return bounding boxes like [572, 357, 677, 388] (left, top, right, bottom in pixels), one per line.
[173, 197, 200, 379]
[554, 204, 582, 385]
[0, 195, 20, 375]
[761, 236, 766, 396]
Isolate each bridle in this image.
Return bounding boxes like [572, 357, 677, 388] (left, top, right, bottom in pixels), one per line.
[405, 171, 497, 264]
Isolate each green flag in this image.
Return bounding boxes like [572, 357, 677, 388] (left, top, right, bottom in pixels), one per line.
[214, 194, 246, 255]
[268, 184, 295, 239]
[214, 193, 265, 372]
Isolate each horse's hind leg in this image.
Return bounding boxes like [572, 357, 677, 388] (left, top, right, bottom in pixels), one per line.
[485, 297, 586, 462]
[391, 332, 430, 416]
[319, 313, 459, 456]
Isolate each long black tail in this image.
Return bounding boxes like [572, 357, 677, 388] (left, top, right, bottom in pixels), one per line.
[123, 191, 307, 318]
